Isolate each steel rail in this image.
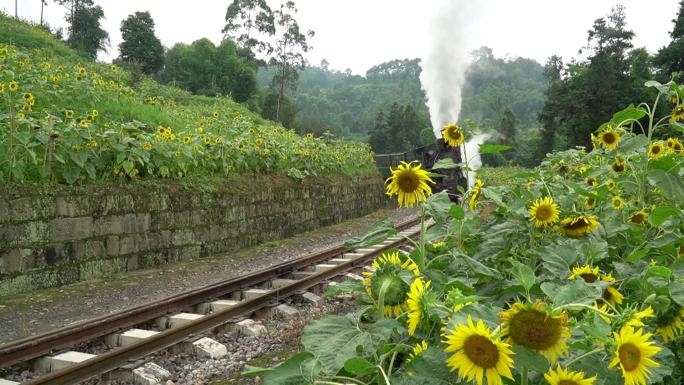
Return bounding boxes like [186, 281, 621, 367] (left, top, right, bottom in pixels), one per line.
[0, 218, 419, 369]
[22, 223, 422, 385]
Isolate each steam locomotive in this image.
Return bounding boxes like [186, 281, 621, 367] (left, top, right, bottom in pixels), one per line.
[375, 138, 468, 201]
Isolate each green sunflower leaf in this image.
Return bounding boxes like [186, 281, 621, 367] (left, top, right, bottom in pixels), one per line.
[668, 281, 684, 306]
[610, 104, 647, 126]
[242, 352, 317, 385]
[392, 347, 455, 385]
[301, 315, 399, 375]
[512, 345, 549, 373]
[343, 357, 376, 376]
[479, 144, 512, 155]
[344, 219, 396, 249]
[541, 279, 604, 307]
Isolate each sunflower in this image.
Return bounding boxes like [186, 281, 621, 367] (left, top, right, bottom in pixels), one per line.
[606, 179, 617, 191]
[586, 177, 597, 187]
[648, 141, 667, 159]
[603, 286, 625, 307]
[500, 300, 570, 362]
[528, 196, 560, 227]
[0, 83, 4, 94]
[142, 143, 152, 151]
[469, 178, 484, 210]
[406, 278, 433, 335]
[196, 126, 205, 134]
[667, 137, 683, 154]
[655, 306, 684, 342]
[408, 340, 428, 362]
[22, 92, 34, 102]
[255, 137, 264, 146]
[65, 110, 74, 118]
[363, 251, 419, 317]
[611, 159, 627, 173]
[611, 196, 625, 210]
[544, 366, 596, 385]
[609, 326, 661, 385]
[8, 80, 18, 91]
[92, 109, 98, 117]
[568, 265, 600, 283]
[585, 196, 597, 210]
[385, 161, 434, 208]
[443, 315, 514, 385]
[628, 211, 648, 225]
[442, 123, 465, 147]
[599, 127, 621, 151]
[555, 215, 599, 237]
[623, 306, 655, 328]
[671, 105, 684, 122]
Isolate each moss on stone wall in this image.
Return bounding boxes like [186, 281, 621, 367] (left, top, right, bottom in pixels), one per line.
[0, 173, 389, 295]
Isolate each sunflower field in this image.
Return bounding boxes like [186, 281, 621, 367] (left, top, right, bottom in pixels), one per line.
[244, 81, 684, 385]
[0, 17, 375, 185]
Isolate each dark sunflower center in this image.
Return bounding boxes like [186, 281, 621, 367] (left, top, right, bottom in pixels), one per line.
[463, 335, 499, 368]
[509, 309, 563, 350]
[674, 143, 683, 152]
[565, 218, 590, 231]
[652, 146, 661, 154]
[587, 178, 595, 186]
[579, 273, 598, 283]
[603, 132, 616, 144]
[618, 343, 641, 371]
[397, 172, 420, 193]
[613, 163, 625, 172]
[451, 129, 462, 140]
[631, 213, 645, 224]
[558, 381, 580, 385]
[602, 288, 615, 302]
[587, 198, 596, 206]
[535, 205, 553, 221]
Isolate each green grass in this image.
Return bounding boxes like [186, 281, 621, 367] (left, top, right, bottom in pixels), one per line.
[476, 166, 532, 187]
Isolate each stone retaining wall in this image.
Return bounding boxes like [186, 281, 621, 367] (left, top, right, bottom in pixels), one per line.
[0, 174, 388, 295]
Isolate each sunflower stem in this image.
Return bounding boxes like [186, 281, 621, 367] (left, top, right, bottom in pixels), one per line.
[564, 347, 604, 367]
[377, 365, 392, 385]
[520, 365, 528, 385]
[555, 303, 616, 319]
[330, 376, 368, 385]
[376, 278, 392, 321]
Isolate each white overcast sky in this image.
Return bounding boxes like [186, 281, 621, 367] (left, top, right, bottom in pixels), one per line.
[1, 0, 680, 74]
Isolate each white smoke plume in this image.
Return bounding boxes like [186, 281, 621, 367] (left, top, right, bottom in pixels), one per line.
[419, 0, 481, 138]
[463, 133, 488, 187]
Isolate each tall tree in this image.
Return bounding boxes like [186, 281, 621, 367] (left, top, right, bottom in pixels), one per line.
[222, 0, 275, 58]
[539, 6, 639, 151]
[498, 108, 518, 148]
[369, 103, 422, 153]
[270, 0, 314, 122]
[55, 0, 109, 58]
[537, 55, 564, 156]
[119, 11, 164, 75]
[161, 38, 258, 102]
[654, 0, 684, 79]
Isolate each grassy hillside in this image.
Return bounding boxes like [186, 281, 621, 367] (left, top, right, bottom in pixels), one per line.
[0, 13, 375, 185]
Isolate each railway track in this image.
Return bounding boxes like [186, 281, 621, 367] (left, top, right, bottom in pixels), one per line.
[0, 218, 423, 385]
